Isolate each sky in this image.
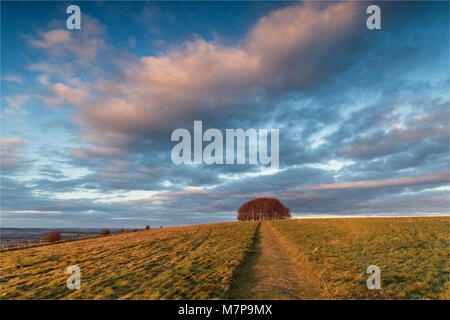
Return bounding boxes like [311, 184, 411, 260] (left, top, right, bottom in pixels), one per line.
[1, 1, 449, 228]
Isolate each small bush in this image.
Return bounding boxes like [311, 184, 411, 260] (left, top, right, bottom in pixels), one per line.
[45, 231, 61, 243]
[101, 228, 110, 235]
[132, 229, 138, 232]
[119, 228, 125, 233]
[145, 225, 150, 230]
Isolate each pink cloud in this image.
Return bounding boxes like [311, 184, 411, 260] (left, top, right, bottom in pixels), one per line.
[28, 16, 105, 63]
[29, 29, 72, 48]
[70, 146, 125, 159]
[298, 171, 449, 191]
[33, 2, 362, 147]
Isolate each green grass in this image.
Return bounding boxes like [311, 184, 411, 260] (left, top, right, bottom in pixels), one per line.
[269, 217, 449, 299]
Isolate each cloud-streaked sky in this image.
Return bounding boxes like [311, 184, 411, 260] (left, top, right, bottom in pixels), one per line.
[1, 1, 449, 228]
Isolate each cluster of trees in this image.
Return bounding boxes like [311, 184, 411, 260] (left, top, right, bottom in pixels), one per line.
[237, 198, 291, 221]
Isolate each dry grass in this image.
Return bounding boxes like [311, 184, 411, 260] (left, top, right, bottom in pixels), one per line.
[269, 217, 449, 299]
[1, 217, 447, 300]
[0, 221, 258, 299]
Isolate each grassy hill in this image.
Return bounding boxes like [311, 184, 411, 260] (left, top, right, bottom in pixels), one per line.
[1, 217, 448, 299]
[0, 222, 258, 299]
[269, 217, 449, 299]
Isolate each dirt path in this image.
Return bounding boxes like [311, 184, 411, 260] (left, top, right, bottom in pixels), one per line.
[228, 221, 319, 299]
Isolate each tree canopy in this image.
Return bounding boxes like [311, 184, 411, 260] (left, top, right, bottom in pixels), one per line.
[237, 198, 291, 221]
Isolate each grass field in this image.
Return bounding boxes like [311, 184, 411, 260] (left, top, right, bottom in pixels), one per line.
[0, 221, 258, 299]
[0, 217, 448, 299]
[269, 217, 449, 299]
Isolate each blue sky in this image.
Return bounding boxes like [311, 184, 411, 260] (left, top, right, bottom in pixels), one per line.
[1, 1, 449, 228]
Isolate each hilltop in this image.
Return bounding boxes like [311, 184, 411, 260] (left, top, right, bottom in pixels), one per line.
[1, 217, 448, 299]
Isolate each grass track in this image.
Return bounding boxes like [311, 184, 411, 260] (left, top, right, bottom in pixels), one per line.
[228, 221, 319, 299]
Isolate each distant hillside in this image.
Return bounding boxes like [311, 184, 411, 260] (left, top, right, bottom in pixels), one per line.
[0, 228, 128, 238]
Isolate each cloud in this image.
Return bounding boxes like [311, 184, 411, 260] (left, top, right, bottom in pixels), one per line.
[44, 80, 92, 106]
[29, 29, 72, 48]
[70, 146, 125, 159]
[4, 94, 29, 111]
[2, 210, 62, 215]
[34, 2, 362, 147]
[28, 16, 106, 63]
[0, 138, 27, 169]
[245, 1, 361, 89]
[2, 95, 29, 119]
[299, 171, 448, 191]
[2, 75, 23, 84]
[338, 103, 449, 160]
